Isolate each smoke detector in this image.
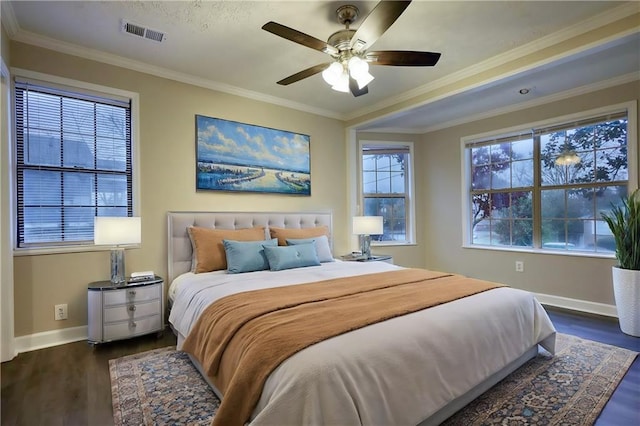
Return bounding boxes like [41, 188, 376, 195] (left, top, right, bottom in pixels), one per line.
[121, 20, 166, 43]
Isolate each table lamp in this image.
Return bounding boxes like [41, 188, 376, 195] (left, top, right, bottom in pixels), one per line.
[94, 217, 141, 284]
[352, 216, 383, 259]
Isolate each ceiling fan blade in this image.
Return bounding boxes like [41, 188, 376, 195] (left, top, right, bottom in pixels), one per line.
[366, 50, 441, 66]
[350, 0, 412, 50]
[262, 22, 338, 56]
[349, 78, 369, 97]
[276, 63, 332, 86]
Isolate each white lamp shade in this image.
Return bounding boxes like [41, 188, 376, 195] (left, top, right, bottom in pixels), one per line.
[94, 217, 141, 246]
[322, 62, 343, 86]
[352, 216, 383, 235]
[348, 56, 367, 76]
[348, 56, 374, 89]
[331, 71, 350, 93]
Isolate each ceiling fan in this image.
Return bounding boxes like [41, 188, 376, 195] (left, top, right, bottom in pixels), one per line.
[262, 0, 441, 97]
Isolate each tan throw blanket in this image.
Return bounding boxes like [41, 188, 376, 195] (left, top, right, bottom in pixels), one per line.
[182, 268, 505, 426]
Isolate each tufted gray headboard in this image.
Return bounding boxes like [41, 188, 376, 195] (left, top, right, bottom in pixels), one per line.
[167, 211, 333, 284]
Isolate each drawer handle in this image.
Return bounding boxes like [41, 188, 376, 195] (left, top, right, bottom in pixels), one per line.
[128, 305, 136, 312]
[130, 321, 137, 328]
[128, 290, 137, 296]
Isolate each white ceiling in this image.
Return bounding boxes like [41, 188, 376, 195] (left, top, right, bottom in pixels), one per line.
[2, 1, 639, 132]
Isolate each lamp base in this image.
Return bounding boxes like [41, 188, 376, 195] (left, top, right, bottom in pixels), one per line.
[360, 235, 372, 259]
[110, 248, 126, 284]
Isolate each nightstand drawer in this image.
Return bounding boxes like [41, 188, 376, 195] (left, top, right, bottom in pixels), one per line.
[103, 284, 161, 306]
[88, 276, 164, 345]
[103, 300, 161, 323]
[103, 314, 162, 341]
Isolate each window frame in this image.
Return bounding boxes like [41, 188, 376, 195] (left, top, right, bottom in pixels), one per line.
[461, 101, 637, 257]
[358, 140, 416, 246]
[11, 69, 140, 256]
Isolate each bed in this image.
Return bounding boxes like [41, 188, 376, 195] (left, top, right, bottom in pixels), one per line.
[167, 211, 556, 426]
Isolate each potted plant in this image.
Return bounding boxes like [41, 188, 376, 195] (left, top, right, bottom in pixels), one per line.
[601, 189, 640, 336]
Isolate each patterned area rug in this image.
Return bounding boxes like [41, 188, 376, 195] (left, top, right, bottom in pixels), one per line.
[110, 333, 637, 426]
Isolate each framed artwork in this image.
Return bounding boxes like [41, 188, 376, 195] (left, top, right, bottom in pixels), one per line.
[195, 115, 311, 195]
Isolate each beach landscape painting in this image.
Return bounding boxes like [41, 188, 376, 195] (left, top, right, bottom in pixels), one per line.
[196, 115, 311, 195]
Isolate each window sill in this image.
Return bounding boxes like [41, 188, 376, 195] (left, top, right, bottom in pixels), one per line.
[372, 242, 417, 247]
[14, 243, 141, 257]
[462, 243, 616, 260]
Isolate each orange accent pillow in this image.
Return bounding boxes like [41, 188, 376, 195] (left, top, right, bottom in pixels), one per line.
[187, 226, 266, 273]
[269, 226, 329, 246]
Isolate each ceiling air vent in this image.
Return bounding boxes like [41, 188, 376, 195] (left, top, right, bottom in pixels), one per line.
[121, 20, 167, 43]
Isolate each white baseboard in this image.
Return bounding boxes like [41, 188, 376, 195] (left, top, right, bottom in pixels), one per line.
[14, 325, 87, 354]
[534, 293, 618, 318]
[10, 294, 617, 355]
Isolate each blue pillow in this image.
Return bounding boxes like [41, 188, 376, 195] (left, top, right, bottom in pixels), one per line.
[286, 235, 334, 263]
[223, 238, 277, 274]
[263, 243, 321, 271]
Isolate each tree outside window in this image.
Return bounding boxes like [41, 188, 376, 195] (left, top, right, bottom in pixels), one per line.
[469, 112, 628, 253]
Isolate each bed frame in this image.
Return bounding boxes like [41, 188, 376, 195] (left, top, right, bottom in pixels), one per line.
[166, 210, 538, 426]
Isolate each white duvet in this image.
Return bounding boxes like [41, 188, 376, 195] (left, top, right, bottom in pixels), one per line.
[169, 261, 556, 426]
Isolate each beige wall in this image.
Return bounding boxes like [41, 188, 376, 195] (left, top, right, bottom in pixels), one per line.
[7, 38, 637, 337]
[9, 42, 348, 337]
[421, 80, 640, 305]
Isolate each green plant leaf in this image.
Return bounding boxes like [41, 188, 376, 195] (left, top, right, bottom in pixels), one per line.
[601, 189, 640, 270]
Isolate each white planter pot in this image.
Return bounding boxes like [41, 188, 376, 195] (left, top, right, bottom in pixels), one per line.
[612, 266, 640, 337]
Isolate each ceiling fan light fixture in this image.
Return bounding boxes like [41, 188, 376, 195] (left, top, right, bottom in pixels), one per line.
[348, 56, 374, 89]
[347, 56, 367, 74]
[262, 1, 441, 96]
[331, 71, 350, 93]
[355, 71, 374, 89]
[555, 150, 581, 166]
[322, 62, 344, 86]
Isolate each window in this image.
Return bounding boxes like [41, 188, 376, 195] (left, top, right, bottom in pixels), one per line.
[464, 104, 634, 254]
[360, 142, 414, 244]
[14, 77, 134, 250]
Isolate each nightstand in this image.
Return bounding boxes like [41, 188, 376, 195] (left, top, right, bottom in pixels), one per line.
[341, 254, 394, 264]
[87, 276, 164, 345]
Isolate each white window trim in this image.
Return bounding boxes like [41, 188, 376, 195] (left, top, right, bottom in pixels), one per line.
[10, 68, 141, 256]
[358, 139, 416, 246]
[1, 56, 16, 361]
[460, 100, 638, 256]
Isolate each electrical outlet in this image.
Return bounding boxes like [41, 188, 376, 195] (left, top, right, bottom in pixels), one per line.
[515, 261, 524, 273]
[55, 304, 68, 320]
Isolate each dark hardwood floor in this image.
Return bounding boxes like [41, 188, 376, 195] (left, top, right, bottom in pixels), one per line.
[1, 330, 177, 426]
[1, 310, 638, 426]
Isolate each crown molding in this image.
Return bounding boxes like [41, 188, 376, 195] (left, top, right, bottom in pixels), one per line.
[0, 1, 19, 37]
[10, 30, 344, 121]
[346, 2, 640, 121]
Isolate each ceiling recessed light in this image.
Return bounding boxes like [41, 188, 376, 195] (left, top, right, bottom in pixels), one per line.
[519, 88, 530, 95]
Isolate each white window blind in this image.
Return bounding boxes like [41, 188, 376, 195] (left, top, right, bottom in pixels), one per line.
[14, 79, 133, 248]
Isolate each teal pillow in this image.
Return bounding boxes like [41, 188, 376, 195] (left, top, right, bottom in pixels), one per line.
[223, 238, 277, 274]
[263, 243, 321, 271]
[286, 235, 334, 263]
